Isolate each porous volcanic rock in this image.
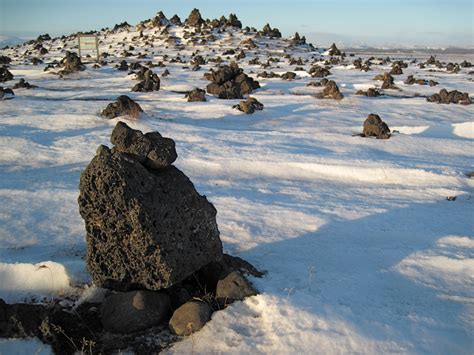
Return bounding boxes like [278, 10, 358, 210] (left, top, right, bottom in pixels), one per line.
[315, 80, 343, 100]
[0, 66, 14, 82]
[362, 114, 391, 139]
[0, 56, 11, 65]
[260, 23, 282, 38]
[327, 43, 342, 56]
[0, 87, 15, 100]
[389, 64, 403, 75]
[12, 78, 37, 89]
[101, 95, 143, 119]
[185, 88, 206, 102]
[205, 62, 260, 99]
[355, 88, 382, 97]
[379, 73, 397, 90]
[427, 89, 471, 105]
[233, 97, 264, 114]
[78, 122, 223, 291]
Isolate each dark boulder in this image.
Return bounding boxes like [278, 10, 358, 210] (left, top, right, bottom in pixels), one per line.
[185, 88, 206, 102]
[380, 73, 397, 90]
[227, 14, 242, 28]
[233, 97, 264, 114]
[0, 87, 15, 100]
[205, 62, 260, 99]
[427, 89, 471, 105]
[389, 64, 403, 75]
[12, 78, 37, 89]
[78, 122, 223, 291]
[290, 32, 306, 46]
[281, 71, 297, 80]
[58, 51, 85, 75]
[132, 69, 160, 92]
[362, 114, 391, 139]
[117, 60, 128, 71]
[0, 56, 11, 65]
[355, 88, 382, 97]
[101, 291, 171, 333]
[101, 95, 143, 119]
[315, 80, 343, 100]
[169, 301, 212, 336]
[308, 65, 331, 78]
[0, 66, 14, 82]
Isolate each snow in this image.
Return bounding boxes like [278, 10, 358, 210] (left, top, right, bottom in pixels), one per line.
[0, 21, 473, 354]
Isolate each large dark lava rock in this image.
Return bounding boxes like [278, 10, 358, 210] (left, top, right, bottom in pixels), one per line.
[58, 51, 85, 75]
[186, 8, 204, 27]
[362, 114, 391, 139]
[78, 122, 223, 291]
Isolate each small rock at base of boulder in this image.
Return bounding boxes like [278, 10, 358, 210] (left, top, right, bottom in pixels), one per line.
[362, 114, 391, 139]
[233, 97, 264, 114]
[216, 271, 258, 305]
[101, 291, 171, 333]
[169, 301, 212, 336]
[185, 88, 206, 102]
[101, 95, 143, 119]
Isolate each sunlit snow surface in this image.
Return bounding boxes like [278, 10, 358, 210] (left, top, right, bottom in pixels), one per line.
[0, 24, 473, 354]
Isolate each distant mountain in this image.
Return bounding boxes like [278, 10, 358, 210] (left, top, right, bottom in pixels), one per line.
[344, 46, 474, 55]
[0, 35, 27, 48]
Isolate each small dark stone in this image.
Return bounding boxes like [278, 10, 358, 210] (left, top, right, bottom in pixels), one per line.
[233, 97, 264, 114]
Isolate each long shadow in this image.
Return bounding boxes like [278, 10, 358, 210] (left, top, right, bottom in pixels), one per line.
[234, 199, 474, 352]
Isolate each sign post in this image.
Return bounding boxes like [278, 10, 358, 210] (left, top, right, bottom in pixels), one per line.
[78, 34, 99, 62]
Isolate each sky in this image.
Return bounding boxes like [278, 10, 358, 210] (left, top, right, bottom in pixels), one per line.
[0, 0, 473, 47]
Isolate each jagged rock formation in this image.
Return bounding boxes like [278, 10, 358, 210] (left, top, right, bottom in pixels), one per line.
[427, 89, 471, 105]
[315, 80, 343, 100]
[58, 51, 85, 75]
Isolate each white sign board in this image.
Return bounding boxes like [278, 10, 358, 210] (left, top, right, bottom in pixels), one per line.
[78, 35, 99, 62]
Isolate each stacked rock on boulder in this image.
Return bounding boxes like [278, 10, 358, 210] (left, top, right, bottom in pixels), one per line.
[204, 62, 260, 99]
[132, 68, 160, 92]
[362, 114, 391, 139]
[78, 122, 223, 291]
[427, 89, 471, 105]
[101, 95, 143, 119]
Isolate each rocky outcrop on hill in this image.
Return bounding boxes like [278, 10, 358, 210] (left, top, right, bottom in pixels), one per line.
[205, 62, 260, 99]
[260, 24, 282, 38]
[327, 43, 342, 56]
[186, 9, 205, 27]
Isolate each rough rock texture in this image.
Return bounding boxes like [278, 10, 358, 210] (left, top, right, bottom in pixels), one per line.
[117, 60, 128, 71]
[0, 66, 14, 82]
[101, 95, 143, 119]
[169, 301, 212, 336]
[308, 66, 331, 78]
[186, 8, 204, 27]
[233, 97, 264, 114]
[205, 62, 260, 99]
[216, 271, 258, 304]
[101, 291, 171, 333]
[12, 78, 37, 89]
[315, 80, 343, 100]
[379, 73, 397, 90]
[58, 51, 85, 75]
[0, 56, 11, 65]
[185, 88, 206, 102]
[389, 65, 403, 75]
[170, 14, 182, 26]
[290, 32, 306, 46]
[78, 122, 223, 291]
[132, 69, 160, 92]
[281, 71, 297, 80]
[362, 114, 391, 139]
[427, 89, 471, 105]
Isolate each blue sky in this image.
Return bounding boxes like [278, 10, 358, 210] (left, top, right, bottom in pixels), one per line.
[1, 0, 472, 47]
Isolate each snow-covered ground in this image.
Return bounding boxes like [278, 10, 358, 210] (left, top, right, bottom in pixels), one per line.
[0, 19, 473, 354]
